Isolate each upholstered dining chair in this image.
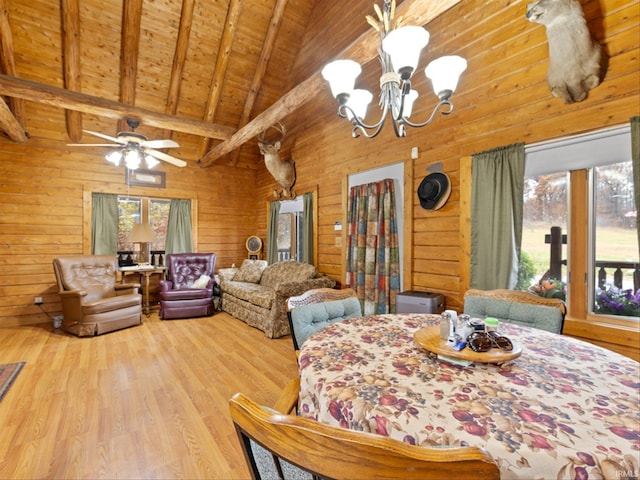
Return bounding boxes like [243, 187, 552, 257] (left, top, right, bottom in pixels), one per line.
[229, 381, 500, 480]
[463, 288, 567, 334]
[159, 253, 216, 320]
[53, 255, 142, 337]
[286, 288, 362, 354]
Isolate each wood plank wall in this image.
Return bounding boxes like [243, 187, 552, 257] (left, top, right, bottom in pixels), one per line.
[253, 0, 640, 358]
[0, 104, 261, 328]
[0, 0, 638, 359]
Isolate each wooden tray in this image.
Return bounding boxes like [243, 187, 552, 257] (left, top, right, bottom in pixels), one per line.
[414, 326, 522, 364]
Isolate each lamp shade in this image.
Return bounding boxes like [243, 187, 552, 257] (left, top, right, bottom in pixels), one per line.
[124, 148, 142, 170]
[321, 59, 362, 98]
[128, 223, 156, 243]
[382, 26, 430, 78]
[106, 151, 122, 166]
[346, 89, 373, 120]
[425, 55, 467, 98]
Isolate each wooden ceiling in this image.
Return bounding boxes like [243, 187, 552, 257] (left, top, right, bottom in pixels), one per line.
[0, 0, 460, 168]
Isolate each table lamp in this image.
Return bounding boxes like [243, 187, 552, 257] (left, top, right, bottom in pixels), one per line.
[128, 222, 156, 265]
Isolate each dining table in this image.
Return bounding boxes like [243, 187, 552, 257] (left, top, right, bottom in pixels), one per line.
[297, 313, 640, 480]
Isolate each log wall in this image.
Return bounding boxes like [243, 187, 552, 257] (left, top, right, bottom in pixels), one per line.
[0, 0, 638, 359]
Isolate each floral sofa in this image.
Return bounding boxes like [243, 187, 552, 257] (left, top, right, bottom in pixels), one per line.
[219, 260, 336, 338]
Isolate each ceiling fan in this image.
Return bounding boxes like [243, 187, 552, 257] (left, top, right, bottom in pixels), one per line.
[68, 118, 187, 168]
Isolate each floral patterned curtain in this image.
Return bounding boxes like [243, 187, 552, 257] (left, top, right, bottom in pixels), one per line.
[345, 178, 400, 314]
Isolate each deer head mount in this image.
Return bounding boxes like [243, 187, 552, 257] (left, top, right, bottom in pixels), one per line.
[257, 122, 296, 199]
[526, 0, 605, 104]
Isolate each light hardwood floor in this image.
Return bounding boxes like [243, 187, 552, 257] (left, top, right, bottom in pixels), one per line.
[0, 312, 299, 479]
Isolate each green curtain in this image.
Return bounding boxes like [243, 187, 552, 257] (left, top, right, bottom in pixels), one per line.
[631, 116, 639, 255]
[302, 192, 314, 265]
[91, 193, 118, 254]
[470, 143, 525, 290]
[165, 199, 192, 254]
[266, 200, 280, 264]
[345, 179, 400, 315]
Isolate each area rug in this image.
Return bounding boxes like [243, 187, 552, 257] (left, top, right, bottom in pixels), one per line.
[0, 362, 25, 403]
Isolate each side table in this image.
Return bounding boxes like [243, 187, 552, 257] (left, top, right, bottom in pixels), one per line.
[119, 265, 166, 316]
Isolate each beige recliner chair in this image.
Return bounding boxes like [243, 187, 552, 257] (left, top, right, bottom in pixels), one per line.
[53, 255, 143, 336]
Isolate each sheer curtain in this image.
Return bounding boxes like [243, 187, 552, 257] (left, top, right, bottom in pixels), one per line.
[165, 199, 193, 254]
[631, 116, 639, 252]
[266, 200, 280, 264]
[345, 179, 400, 314]
[302, 192, 314, 264]
[91, 193, 118, 254]
[470, 143, 525, 290]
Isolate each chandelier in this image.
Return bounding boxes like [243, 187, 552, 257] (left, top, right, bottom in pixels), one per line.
[321, 0, 467, 138]
[105, 145, 159, 170]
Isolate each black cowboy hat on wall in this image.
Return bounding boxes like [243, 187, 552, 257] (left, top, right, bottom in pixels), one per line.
[417, 171, 451, 210]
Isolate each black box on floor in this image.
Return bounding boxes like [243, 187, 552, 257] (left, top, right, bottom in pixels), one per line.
[396, 290, 445, 314]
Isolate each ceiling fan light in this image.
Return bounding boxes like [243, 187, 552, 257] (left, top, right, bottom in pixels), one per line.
[124, 149, 142, 170]
[145, 155, 159, 169]
[382, 26, 430, 79]
[425, 55, 467, 100]
[321, 59, 362, 99]
[106, 150, 122, 166]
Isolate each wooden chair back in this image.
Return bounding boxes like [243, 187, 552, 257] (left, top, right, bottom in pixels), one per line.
[229, 390, 500, 480]
[286, 287, 358, 310]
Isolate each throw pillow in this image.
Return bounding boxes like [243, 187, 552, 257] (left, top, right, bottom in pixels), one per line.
[191, 274, 211, 289]
[234, 260, 267, 283]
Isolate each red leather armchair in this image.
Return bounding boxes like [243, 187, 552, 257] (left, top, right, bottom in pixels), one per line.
[159, 253, 216, 320]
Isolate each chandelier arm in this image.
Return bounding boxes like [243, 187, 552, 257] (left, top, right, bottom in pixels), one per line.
[402, 100, 454, 129]
[338, 103, 389, 139]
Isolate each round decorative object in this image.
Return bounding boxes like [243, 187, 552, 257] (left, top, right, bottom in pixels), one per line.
[246, 236, 262, 254]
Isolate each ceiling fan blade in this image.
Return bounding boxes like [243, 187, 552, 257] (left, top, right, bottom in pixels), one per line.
[142, 139, 179, 149]
[83, 130, 126, 145]
[145, 149, 187, 167]
[67, 143, 118, 147]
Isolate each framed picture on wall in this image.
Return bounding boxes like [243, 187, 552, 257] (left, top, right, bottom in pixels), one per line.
[126, 169, 166, 188]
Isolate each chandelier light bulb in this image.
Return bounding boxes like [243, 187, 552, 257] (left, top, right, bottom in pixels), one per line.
[402, 90, 419, 119]
[382, 26, 430, 79]
[346, 89, 373, 120]
[321, 59, 362, 99]
[425, 55, 468, 100]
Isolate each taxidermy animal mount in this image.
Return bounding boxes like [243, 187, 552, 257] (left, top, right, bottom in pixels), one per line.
[257, 122, 296, 198]
[526, 0, 605, 104]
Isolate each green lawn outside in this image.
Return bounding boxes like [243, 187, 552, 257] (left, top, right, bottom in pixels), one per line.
[521, 225, 639, 286]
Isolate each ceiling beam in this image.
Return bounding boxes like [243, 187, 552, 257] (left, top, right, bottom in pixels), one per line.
[0, 74, 236, 139]
[0, 95, 27, 142]
[0, 0, 26, 129]
[195, 0, 243, 159]
[227, 0, 289, 166]
[198, 0, 462, 167]
[118, 0, 143, 133]
[162, 0, 196, 140]
[61, 0, 83, 142]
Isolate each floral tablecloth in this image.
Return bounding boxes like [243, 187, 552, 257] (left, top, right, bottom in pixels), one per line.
[298, 314, 640, 480]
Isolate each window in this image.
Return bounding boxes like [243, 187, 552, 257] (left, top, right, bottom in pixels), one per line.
[118, 196, 170, 253]
[277, 198, 304, 262]
[522, 125, 638, 323]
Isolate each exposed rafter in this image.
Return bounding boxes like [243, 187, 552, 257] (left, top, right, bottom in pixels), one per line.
[118, 0, 143, 133]
[0, 0, 25, 130]
[226, 0, 289, 166]
[199, 0, 462, 167]
[0, 74, 236, 140]
[61, 0, 83, 142]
